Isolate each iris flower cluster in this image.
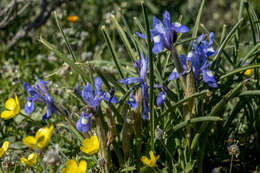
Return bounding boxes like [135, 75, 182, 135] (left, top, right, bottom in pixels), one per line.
[169, 32, 218, 88]
[137, 10, 189, 54]
[119, 53, 150, 119]
[24, 79, 56, 121]
[119, 53, 167, 119]
[76, 77, 118, 133]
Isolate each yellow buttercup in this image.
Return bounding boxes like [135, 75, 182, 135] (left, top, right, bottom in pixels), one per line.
[22, 125, 54, 149]
[141, 150, 160, 168]
[20, 153, 37, 167]
[244, 69, 252, 76]
[62, 160, 87, 173]
[1, 95, 20, 120]
[0, 141, 9, 158]
[80, 135, 100, 155]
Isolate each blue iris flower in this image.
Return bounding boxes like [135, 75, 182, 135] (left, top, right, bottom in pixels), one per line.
[24, 79, 56, 121]
[128, 92, 138, 110]
[76, 77, 118, 110]
[154, 84, 168, 107]
[119, 52, 150, 119]
[169, 32, 218, 88]
[137, 10, 189, 54]
[76, 112, 93, 133]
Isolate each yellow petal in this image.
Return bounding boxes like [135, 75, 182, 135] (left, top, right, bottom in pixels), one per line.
[23, 136, 36, 149]
[62, 160, 78, 173]
[0, 141, 9, 158]
[35, 125, 54, 149]
[14, 95, 20, 114]
[20, 153, 37, 167]
[80, 135, 100, 155]
[1, 110, 16, 120]
[28, 153, 37, 164]
[5, 98, 16, 111]
[149, 151, 155, 161]
[79, 160, 87, 172]
[141, 156, 151, 166]
[244, 69, 252, 76]
[141, 151, 159, 168]
[2, 141, 9, 152]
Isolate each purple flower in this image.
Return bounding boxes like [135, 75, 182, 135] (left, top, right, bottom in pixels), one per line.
[24, 79, 56, 121]
[169, 32, 218, 88]
[77, 77, 118, 110]
[137, 10, 189, 54]
[127, 92, 138, 110]
[76, 112, 93, 133]
[119, 52, 150, 119]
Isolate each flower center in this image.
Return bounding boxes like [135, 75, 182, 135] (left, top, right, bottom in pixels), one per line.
[207, 47, 214, 52]
[153, 35, 161, 43]
[187, 52, 193, 58]
[207, 70, 214, 77]
[81, 118, 88, 125]
[27, 101, 32, 107]
[174, 22, 181, 27]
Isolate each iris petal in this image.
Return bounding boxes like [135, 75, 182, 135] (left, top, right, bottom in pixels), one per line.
[171, 22, 189, 33]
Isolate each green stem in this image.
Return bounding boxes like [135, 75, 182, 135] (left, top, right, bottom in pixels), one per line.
[160, 140, 176, 167]
[19, 112, 41, 125]
[229, 154, 233, 173]
[141, 1, 155, 150]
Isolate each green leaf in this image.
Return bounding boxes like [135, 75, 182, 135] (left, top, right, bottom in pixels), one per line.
[162, 90, 210, 117]
[120, 166, 136, 172]
[142, 1, 155, 150]
[212, 18, 244, 68]
[220, 64, 260, 80]
[101, 26, 125, 79]
[57, 123, 84, 143]
[54, 11, 77, 62]
[192, 0, 206, 38]
[39, 38, 90, 83]
[239, 90, 260, 96]
[191, 80, 247, 152]
[240, 42, 260, 65]
[111, 15, 136, 62]
[168, 116, 222, 134]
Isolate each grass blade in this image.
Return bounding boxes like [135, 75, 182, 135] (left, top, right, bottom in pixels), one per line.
[39, 38, 90, 83]
[54, 11, 77, 62]
[212, 18, 244, 68]
[142, 0, 155, 150]
[191, 80, 248, 152]
[192, 0, 206, 38]
[101, 26, 125, 79]
[240, 42, 260, 65]
[168, 116, 222, 135]
[220, 64, 260, 80]
[162, 90, 210, 117]
[111, 15, 136, 62]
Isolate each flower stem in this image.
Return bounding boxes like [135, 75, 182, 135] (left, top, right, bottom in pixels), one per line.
[229, 154, 233, 173]
[141, 0, 155, 151]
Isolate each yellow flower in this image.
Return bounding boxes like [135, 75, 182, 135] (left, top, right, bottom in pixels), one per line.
[22, 125, 54, 149]
[244, 69, 252, 76]
[1, 95, 20, 120]
[0, 141, 9, 158]
[80, 135, 100, 155]
[20, 153, 37, 167]
[67, 16, 78, 23]
[141, 151, 160, 167]
[62, 160, 87, 173]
